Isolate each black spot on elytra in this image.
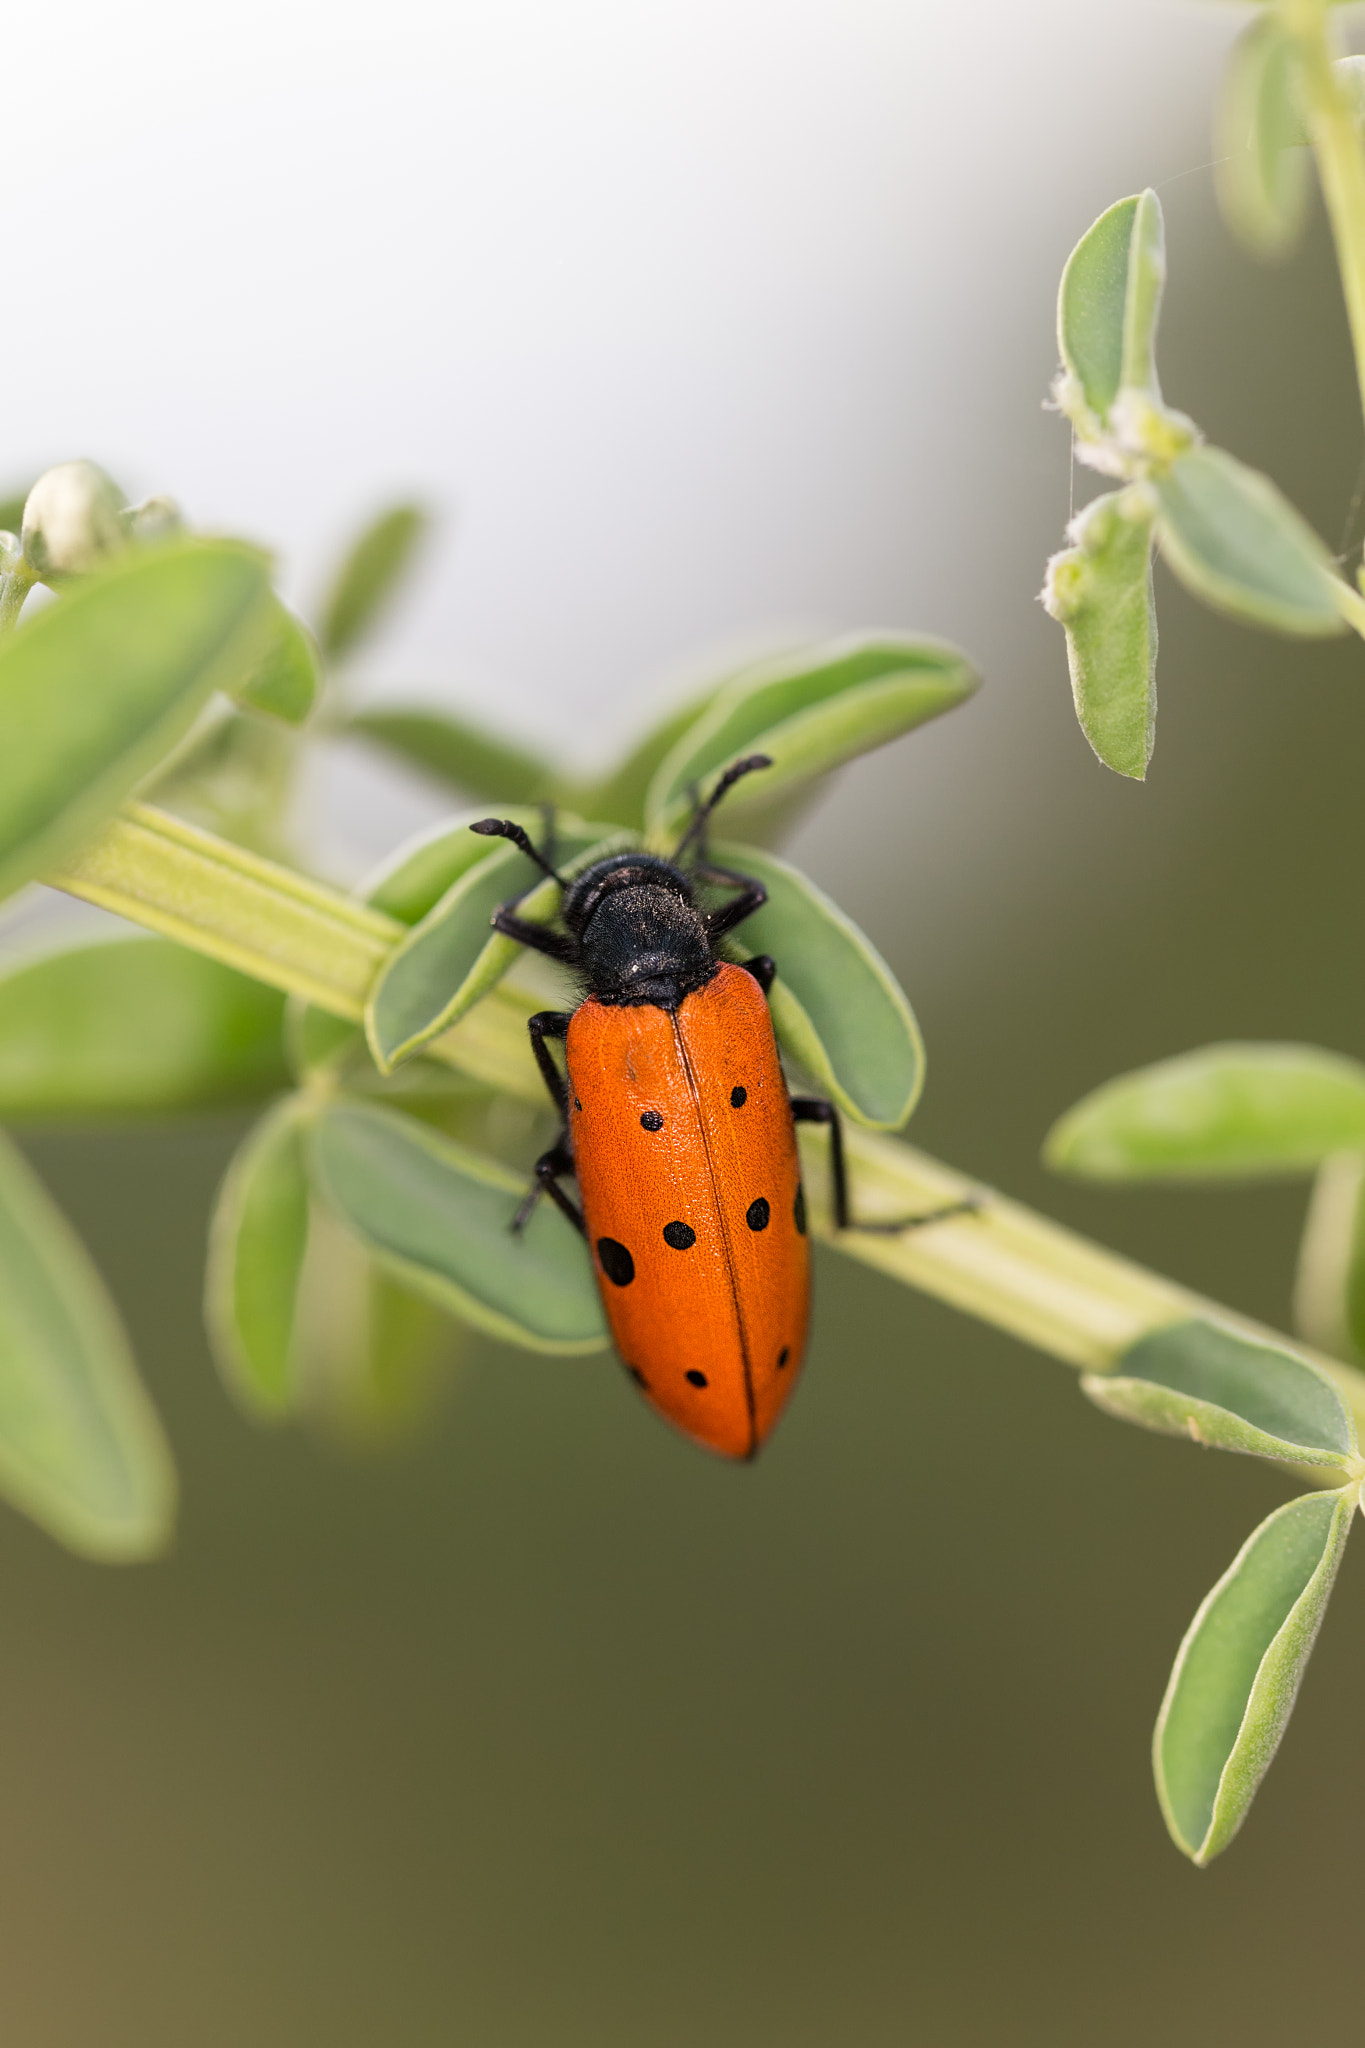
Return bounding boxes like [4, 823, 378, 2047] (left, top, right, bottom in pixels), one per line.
[597, 1237, 635, 1286]
[794, 1185, 807, 1235]
[640, 1110, 663, 1131]
[685, 1369, 708, 1388]
[746, 1197, 770, 1232]
[731, 1085, 747, 1107]
[663, 1220, 696, 1251]
[574, 1098, 583, 1112]
[777, 1346, 790, 1369]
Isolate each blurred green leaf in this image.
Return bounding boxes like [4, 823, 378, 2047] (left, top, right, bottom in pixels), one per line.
[644, 635, 977, 842]
[0, 937, 288, 1120]
[1154, 447, 1344, 636]
[585, 688, 722, 831]
[0, 484, 33, 536]
[714, 841, 923, 1130]
[364, 808, 548, 924]
[205, 1098, 310, 1417]
[319, 503, 428, 661]
[1083, 1318, 1356, 1469]
[0, 1127, 175, 1558]
[366, 822, 629, 1072]
[1057, 189, 1165, 423]
[0, 538, 272, 904]
[346, 708, 554, 803]
[1042, 489, 1157, 779]
[308, 1100, 607, 1353]
[229, 599, 322, 725]
[1046, 1043, 1365, 1181]
[1293, 1151, 1365, 1363]
[1216, 15, 1309, 261]
[1154, 1484, 1356, 1865]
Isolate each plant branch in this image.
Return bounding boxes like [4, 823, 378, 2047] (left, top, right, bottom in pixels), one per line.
[1285, 0, 1365, 440]
[49, 802, 1365, 1436]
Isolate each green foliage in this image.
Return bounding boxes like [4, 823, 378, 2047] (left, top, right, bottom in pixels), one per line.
[1056, 189, 1165, 429]
[345, 708, 554, 803]
[1083, 1319, 1357, 1471]
[319, 503, 428, 661]
[1042, 488, 1157, 779]
[230, 600, 322, 724]
[1294, 1153, 1365, 1364]
[205, 1099, 311, 1416]
[714, 841, 924, 1130]
[0, 1127, 175, 1559]
[1046, 1043, 1365, 1180]
[1216, 14, 1310, 261]
[1154, 1485, 1356, 1865]
[1153, 447, 1343, 637]
[0, 539, 272, 903]
[308, 1101, 607, 1353]
[0, 938, 287, 1120]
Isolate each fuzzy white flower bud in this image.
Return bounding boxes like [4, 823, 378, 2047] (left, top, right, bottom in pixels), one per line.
[21, 461, 127, 577]
[123, 495, 184, 545]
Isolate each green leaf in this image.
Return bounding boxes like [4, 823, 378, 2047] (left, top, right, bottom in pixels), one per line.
[0, 484, 33, 537]
[585, 688, 723, 831]
[1216, 15, 1309, 261]
[1082, 1317, 1357, 1470]
[1154, 1484, 1356, 1865]
[229, 599, 322, 725]
[0, 538, 273, 904]
[1154, 446, 1344, 636]
[0, 1126, 175, 1558]
[319, 503, 428, 661]
[1042, 489, 1157, 779]
[308, 1100, 607, 1353]
[365, 822, 628, 1073]
[714, 841, 923, 1129]
[363, 808, 548, 924]
[1045, 1043, 1365, 1182]
[644, 635, 978, 841]
[204, 1098, 310, 1417]
[346, 708, 554, 803]
[1293, 1151, 1365, 1363]
[0, 938, 288, 1120]
[1057, 189, 1165, 423]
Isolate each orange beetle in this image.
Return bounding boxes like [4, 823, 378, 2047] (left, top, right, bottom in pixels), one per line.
[472, 758, 960, 1459]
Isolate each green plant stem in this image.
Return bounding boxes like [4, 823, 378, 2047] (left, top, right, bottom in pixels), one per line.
[49, 801, 1365, 1438]
[1284, 0, 1365, 437]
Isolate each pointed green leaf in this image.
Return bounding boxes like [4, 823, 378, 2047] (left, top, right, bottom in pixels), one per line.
[1216, 15, 1309, 261]
[204, 1098, 310, 1418]
[1057, 189, 1165, 424]
[0, 1127, 175, 1558]
[308, 1101, 606, 1353]
[1154, 447, 1344, 636]
[319, 503, 428, 661]
[0, 938, 288, 1120]
[1083, 1317, 1356, 1470]
[714, 841, 923, 1130]
[1154, 1484, 1356, 1864]
[346, 707, 554, 804]
[1293, 1151, 1365, 1363]
[363, 808, 549, 924]
[644, 635, 978, 841]
[0, 538, 272, 903]
[366, 823, 629, 1072]
[585, 688, 722, 831]
[1042, 489, 1157, 778]
[1045, 1043, 1365, 1182]
[229, 599, 322, 724]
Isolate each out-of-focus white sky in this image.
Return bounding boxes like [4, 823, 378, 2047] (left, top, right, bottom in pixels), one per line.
[2, 1, 1236, 890]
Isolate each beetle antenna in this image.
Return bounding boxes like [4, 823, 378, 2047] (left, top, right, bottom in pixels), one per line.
[673, 754, 773, 863]
[470, 818, 565, 886]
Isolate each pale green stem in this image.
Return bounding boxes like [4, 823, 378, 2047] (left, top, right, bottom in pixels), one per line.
[1283, 0, 1365, 439]
[49, 802, 1365, 1440]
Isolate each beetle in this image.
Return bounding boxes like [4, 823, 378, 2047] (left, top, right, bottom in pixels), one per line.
[470, 756, 968, 1460]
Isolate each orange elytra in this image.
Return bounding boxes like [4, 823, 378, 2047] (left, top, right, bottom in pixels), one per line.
[469, 756, 961, 1459]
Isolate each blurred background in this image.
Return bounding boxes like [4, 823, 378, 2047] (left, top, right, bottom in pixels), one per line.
[3, 0, 1365, 2040]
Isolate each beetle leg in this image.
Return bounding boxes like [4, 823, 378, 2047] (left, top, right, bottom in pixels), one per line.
[490, 907, 579, 962]
[513, 1139, 585, 1236]
[790, 1095, 979, 1234]
[740, 954, 776, 995]
[527, 1010, 573, 1117]
[702, 879, 768, 942]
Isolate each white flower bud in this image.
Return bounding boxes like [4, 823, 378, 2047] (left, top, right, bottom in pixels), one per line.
[21, 461, 127, 577]
[0, 532, 23, 576]
[123, 495, 184, 545]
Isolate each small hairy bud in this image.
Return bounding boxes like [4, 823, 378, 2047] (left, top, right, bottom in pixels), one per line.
[21, 461, 127, 577]
[123, 495, 184, 545]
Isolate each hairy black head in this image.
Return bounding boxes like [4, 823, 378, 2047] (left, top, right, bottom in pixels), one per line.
[563, 853, 716, 1009]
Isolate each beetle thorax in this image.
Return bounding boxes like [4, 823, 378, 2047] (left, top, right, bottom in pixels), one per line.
[578, 882, 715, 1008]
